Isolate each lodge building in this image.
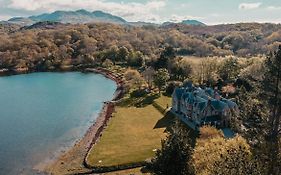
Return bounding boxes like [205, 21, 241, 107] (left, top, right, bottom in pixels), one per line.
[172, 82, 239, 128]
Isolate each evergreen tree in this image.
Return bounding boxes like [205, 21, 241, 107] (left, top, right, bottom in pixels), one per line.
[235, 87, 268, 145]
[218, 57, 240, 82]
[261, 45, 281, 175]
[153, 68, 170, 94]
[154, 46, 176, 69]
[147, 121, 195, 175]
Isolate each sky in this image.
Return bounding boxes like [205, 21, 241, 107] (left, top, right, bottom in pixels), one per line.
[0, 0, 280, 25]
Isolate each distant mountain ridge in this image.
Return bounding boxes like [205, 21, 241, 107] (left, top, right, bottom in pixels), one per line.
[8, 9, 128, 25]
[162, 20, 206, 26]
[181, 20, 206, 26]
[5, 9, 206, 27]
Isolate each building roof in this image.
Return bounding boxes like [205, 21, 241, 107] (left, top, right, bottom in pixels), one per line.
[205, 88, 214, 97]
[210, 100, 228, 111]
[173, 83, 238, 113]
[198, 102, 207, 111]
[174, 87, 184, 100]
[221, 98, 238, 109]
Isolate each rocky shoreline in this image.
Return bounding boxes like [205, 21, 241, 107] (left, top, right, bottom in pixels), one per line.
[32, 68, 125, 175]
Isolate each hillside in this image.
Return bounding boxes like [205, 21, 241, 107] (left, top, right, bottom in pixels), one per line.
[5, 9, 207, 27]
[163, 20, 206, 26]
[7, 10, 127, 25]
[0, 22, 280, 73]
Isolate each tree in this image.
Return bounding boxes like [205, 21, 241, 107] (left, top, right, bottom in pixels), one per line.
[218, 57, 240, 82]
[153, 68, 170, 94]
[117, 46, 129, 62]
[170, 58, 193, 81]
[261, 45, 281, 175]
[162, 46, 176, 59]
[235, 87, 268, 145]
[147, 121, 195, 175]
[211, 141, 262, 175]
[124, 69, 144, 90]
[199, 58, 219, 85]
[142, 66, 155, 89]
[193, 126, 263, 175]
[165, 81, 182, 96]
[127, 51, 144, 67]
[154, 46, 175, 69]
[102, 59, 113, 68]
[106, 46, 119, 65]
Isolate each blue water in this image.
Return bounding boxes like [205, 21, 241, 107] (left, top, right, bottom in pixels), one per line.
[0, 72, 116, 175]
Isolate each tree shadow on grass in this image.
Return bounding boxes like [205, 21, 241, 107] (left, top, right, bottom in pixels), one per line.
[154, 111, 175, 132]
[135, 94, 159, 107]
[154, 111, 199, 141]
[118, 93, 160, 108]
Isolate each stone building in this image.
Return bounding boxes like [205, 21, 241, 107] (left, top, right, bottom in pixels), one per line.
[172, 83, 238, 128]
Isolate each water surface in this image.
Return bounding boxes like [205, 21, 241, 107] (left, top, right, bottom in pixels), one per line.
[0, 72, 116, 174]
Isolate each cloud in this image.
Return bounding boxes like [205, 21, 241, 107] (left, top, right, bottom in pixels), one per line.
[267, 6, 281, 10]
[5, 0, 166, 22]
[0, 15, 12, 20]
[239, 2, 262, 10]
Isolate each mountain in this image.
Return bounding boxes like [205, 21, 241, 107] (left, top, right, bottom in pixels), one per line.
[162, 20, 206, 26]
[129, 21, 160, 27]
[5, 10, 206, 27]
[8, 17, 34, 26]
[7, 9, 127, 26]
[181, 20, 206, 26]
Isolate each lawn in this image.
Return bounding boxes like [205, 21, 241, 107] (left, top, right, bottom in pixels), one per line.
[104, 168, 147, 175]
[104, 167, 147, 175]
[86, 95, 173, 167]
[154, 95, 172, 109]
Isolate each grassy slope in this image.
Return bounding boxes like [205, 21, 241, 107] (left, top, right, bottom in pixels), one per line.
[86, 95, 173, 167]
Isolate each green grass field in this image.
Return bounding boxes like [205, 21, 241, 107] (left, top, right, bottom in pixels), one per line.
[86, 95, 173, 167]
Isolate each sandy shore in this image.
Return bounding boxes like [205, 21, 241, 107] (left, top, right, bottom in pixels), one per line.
[40, 68, 124, 175]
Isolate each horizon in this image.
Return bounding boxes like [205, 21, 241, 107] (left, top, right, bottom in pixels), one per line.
[0, 0, 280, 25]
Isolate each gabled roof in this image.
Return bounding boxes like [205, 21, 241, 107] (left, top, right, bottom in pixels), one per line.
[198, 101, 207, 111]
[174, 87, 184, 99]
[173, 85, 238, 113]
[210, 100, 228, 111]
[221, 98, 237, 109]
[205, 88, 214, 97]
[195, 96, 207, 103]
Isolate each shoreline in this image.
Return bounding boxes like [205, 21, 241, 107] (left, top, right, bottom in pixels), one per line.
[32, 68, 125, 174]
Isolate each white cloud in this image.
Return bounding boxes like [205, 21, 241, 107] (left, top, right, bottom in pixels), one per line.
[239, 2, 262, 10]
[6, 0, 166, 22]
[0, 15, 12, 20]
[267, 6, 281, 10]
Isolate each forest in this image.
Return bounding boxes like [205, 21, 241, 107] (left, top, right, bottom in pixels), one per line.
[0, 21, 281, 175]
[0, 22, 281, 72]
